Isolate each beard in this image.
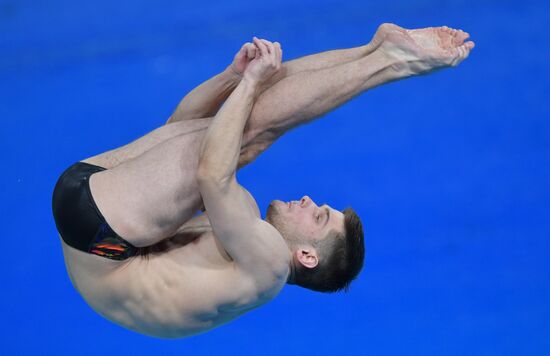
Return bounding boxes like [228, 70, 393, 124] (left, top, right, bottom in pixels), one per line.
[266, 201, 302, 246]
[265, 201, 278, 224]
[265, 201, 285, 233]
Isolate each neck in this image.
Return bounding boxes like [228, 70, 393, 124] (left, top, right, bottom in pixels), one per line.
[287, 259, 297, 285]
[264, 215, 297, 285]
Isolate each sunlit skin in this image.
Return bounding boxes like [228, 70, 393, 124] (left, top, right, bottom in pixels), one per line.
[371, 23, 475, 72]
[59, 23, 474, 338]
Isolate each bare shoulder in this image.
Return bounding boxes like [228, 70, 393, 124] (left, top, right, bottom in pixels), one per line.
[231, 188, 290, 294]
[197, 176, 289, 299]
[240, 186, 261, 218]
[234, 220, 291, 297]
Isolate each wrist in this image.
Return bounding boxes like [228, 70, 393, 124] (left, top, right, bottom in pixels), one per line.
[240, 75, 262, 93]
[226, 64, 244, 82]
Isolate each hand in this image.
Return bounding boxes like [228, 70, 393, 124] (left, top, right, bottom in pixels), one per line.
[229, 42, 258, 78]
[242, 37, 282, 85]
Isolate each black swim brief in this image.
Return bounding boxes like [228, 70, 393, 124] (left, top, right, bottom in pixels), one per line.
[52, 161, 138, 261]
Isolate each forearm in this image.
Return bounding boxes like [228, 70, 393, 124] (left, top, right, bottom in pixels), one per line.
[198, 78, 259, 180]
[168, 67, 241, 124]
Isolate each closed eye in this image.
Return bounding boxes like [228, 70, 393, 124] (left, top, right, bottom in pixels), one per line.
[316, 207, 329, 225]
[316, 212, 326, 224]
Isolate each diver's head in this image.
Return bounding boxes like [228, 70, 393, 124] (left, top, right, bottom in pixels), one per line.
[265, 196, 365, 293]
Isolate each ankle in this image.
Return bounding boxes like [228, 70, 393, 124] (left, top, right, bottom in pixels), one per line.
[369, 48, 414, 78]
[358, 50, 411, 89]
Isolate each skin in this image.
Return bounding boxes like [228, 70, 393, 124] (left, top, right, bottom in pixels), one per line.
[265, 196, 345, 273]
[60, 23, 475, 338]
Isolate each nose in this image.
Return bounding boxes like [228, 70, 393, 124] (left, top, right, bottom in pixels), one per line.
[300, 195, 313, 207]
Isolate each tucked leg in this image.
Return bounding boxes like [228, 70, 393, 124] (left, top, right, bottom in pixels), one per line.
[87, 130, 207, 247]
[82, 118, 211, 169]
[167, 43, 372, 124]
[86, 49, 403, 248]
[239, 24, 474, 164]
[82, 43, 372, 169]
[85, 24, 474, 248]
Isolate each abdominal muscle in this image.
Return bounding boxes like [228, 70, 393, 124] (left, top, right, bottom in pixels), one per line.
[60, 215, 266, 339]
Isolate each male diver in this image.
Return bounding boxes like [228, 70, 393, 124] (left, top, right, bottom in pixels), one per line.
[52, 24, 474, 338]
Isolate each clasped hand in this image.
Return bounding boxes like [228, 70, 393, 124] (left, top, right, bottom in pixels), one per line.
[230, 37, 283, 86]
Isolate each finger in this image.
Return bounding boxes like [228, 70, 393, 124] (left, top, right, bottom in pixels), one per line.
[235, 43, 247, 60]
[273, 42, 283, 63]
[246, 44, 256, 59]
[260, 39, 277, 66]
[240, 43, 251, 58]
[253, 36, 268, 57]
[260, 39, 274, 54]
[264, 42, 276, 64]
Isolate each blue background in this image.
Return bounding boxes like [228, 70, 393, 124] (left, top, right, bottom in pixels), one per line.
[1, 0, 549, 354]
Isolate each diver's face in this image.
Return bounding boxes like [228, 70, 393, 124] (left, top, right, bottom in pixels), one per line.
[266, 196, 344, 243]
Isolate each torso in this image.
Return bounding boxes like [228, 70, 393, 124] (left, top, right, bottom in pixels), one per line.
[62, 120, 288, 338]
[61, 212, 287, 338]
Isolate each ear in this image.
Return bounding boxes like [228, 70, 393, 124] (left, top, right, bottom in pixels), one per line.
[295, 248, 318, 269]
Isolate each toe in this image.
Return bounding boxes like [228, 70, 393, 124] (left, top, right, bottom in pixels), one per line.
[452, 30, 470, 46]
[459, 46, 471, 63]
[451, 43, 473, 66]
[457, 30, 470, 42]
[464, 40, 475, 50]
[459, 29, 470, 38]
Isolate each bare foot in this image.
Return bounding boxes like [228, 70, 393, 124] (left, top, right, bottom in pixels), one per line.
[370, 23, 475, 74]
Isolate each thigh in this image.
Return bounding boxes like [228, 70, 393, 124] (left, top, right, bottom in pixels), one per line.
[88, 125, 209, 247]
[82, 118, 212, 169]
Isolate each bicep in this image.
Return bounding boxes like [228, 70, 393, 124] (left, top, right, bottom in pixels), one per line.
[198, 175, 259, 231]
[197, 176, 288, 275]
[197, 176, 260, 264]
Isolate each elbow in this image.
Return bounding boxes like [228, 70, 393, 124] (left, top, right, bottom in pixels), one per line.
[196, 163, 232, 186]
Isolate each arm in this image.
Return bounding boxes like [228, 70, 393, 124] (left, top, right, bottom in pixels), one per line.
[167, 42, 261, 124]
[197, 38, 288, 280]
[166, 67, 241, 124]
[167, 42, 371, 125]
[197, 76, 258, 180]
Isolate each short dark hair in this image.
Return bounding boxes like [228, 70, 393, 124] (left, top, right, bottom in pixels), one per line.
[293, 207, 365, 293]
